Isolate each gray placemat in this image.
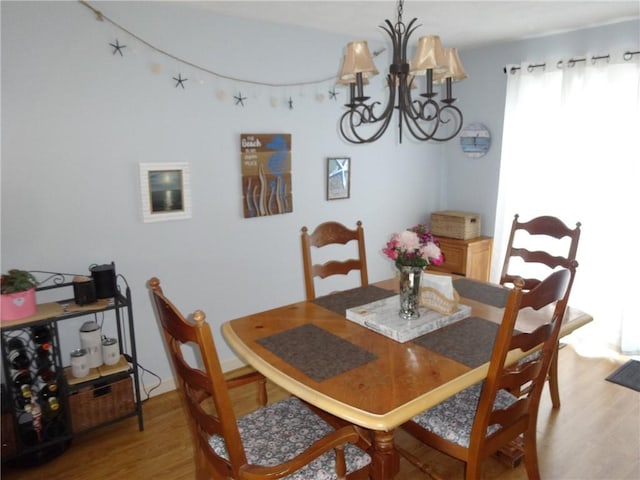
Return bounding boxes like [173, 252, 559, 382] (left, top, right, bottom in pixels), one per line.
[256, 324, 377, 382]
[453, 278, 510, 308]
[312, 285, 396, 315]
[413, 317, 513, 368]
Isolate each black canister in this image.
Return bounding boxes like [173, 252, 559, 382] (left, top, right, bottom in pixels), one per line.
[73, 276, 97, 305]
[90, 263, 116, 299]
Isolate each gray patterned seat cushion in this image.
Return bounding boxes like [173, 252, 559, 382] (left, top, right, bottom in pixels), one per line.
[209, 397, 371, 479]
[410, 383, 517, 448]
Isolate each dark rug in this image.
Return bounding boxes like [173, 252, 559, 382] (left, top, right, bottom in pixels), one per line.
[256, 324, 377, 382]
[606, 359, 640, 392]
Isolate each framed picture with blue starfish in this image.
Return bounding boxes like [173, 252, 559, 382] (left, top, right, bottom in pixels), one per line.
[327, 157, 350, 200]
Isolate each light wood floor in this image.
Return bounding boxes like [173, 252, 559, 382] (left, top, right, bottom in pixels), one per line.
[2, 344, 639, 479]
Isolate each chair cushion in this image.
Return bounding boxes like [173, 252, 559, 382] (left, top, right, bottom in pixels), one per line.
[209, 397, 371, 479]
[410, 383, 517, 448]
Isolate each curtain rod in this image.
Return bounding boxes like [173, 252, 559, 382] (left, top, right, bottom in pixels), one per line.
[503, 50, 639, 74]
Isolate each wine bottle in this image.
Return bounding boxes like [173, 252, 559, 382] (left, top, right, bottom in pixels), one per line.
[34, 339, 54, 381]
[11, 369, 32, 398]
[7, 338, 31, 370]
[31, 325, 52, 344]
[12, 369, 33, 411]
[35, 343, 52, 358]
[37, 360, 56, 382]
[40, 383, 60, 417]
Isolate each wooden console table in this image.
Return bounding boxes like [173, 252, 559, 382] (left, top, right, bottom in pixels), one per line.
[430, 236, 493, 282]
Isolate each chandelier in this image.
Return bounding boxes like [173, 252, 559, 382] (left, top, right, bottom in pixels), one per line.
[338, 0, 467, 144]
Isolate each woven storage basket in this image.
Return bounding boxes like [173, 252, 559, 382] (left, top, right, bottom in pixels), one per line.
[68, 376, 134, 433]
[430, 211, 481, 240]
[420, 287, 460, 315]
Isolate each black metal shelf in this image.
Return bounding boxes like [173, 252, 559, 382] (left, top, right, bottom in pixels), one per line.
[1, 264, 143, 465]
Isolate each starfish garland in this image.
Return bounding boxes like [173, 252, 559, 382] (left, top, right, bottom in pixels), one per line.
[109, 39, 126, 56]
[173, 73, 188, 89]
[234, 92, 247, 106]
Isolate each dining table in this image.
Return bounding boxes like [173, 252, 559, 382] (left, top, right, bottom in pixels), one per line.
[221, 275, 592, 480]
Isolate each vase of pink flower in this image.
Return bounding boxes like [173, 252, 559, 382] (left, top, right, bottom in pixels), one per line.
[383, 225, 444, 320]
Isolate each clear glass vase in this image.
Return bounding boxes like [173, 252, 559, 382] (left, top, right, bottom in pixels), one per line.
[398, 266, 422, 320]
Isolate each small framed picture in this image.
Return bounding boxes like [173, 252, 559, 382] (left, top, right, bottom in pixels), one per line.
[139, 163, 192, 223]
[326, 157, 350, 200]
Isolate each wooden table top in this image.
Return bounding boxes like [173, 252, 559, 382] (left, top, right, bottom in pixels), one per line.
[222, 278, 592, 432]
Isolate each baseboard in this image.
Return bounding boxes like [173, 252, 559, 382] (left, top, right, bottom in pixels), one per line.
[140, 356, 249, 399]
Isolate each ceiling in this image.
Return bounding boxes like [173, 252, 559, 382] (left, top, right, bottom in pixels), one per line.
[179, 1, 639, 49]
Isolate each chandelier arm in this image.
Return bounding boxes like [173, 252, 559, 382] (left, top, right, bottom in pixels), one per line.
[431, 105, 464, 141]
[401, 19, 420, 64]
[401, 93, 461, 141]
[401, 106, 441, 141]
[414, 98, 439, 122]
[340, 80, 397, 143]
[381, 20, 402, 66]
[340, 110, 394, 143]
[401, 103, 464, 142]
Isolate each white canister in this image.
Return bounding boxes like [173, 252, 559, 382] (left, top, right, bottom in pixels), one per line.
[101, 337, 119, 366]
[70, 348, 89, 378]
[79, 321, 103, 368]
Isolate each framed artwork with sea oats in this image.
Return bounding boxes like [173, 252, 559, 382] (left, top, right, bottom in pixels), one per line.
[139, 162, 192, 222]
[241, 133, 292, 218]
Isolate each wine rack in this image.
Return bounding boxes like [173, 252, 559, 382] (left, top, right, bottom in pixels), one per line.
[1, 322, 71, 465]
[1, 266, 143, 466]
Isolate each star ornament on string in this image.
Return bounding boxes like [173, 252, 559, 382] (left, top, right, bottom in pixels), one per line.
[109, 39, 126, 56]
[329, 87, 339, 101]
[173, 73, 188, 89]
[234, 92, 247, 107]
[288, 97, 294, 110]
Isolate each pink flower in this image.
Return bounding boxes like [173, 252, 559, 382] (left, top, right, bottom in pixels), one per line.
[382, 225, 443, 268]
[430, 253, 444, 266]
[396, 231, 421, 251]
[422, 242, 441, 260]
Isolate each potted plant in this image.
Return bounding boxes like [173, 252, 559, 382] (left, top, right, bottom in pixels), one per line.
[1, 269, 38, 321]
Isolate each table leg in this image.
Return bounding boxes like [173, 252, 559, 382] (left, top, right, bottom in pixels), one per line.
[371, 429, 400, 480]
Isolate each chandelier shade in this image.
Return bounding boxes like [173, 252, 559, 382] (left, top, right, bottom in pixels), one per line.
[337, 0, 466, 144]
[340, 41, 379, 79]
[434, 48, 468, 83]
[409, 35, 448, 74]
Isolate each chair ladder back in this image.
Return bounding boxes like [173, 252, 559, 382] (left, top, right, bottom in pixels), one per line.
[149, 278, 249, 474]
[301, 220, 369, 300]
[500, 214, 581, 289]
[471, 268, 573, 449]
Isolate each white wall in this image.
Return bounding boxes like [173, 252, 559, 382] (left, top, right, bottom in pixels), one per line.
[1, 1, 446, 393]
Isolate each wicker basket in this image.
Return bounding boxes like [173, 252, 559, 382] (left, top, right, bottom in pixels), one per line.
[68, 376, 134, 433]
[420, 287, 460, 315]
[430, 211, 481, 240]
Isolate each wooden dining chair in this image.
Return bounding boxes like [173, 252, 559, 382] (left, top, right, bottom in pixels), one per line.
[301, 220, 369, 300]
[499, 213, 581, 408]
[402, 263, 577, 480]
[148, 277, 371, 480]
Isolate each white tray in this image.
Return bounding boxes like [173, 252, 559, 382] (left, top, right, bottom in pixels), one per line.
[346, 295, 471, 343]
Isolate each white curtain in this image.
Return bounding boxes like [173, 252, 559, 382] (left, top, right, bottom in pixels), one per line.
[493, 51, 640, 355]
